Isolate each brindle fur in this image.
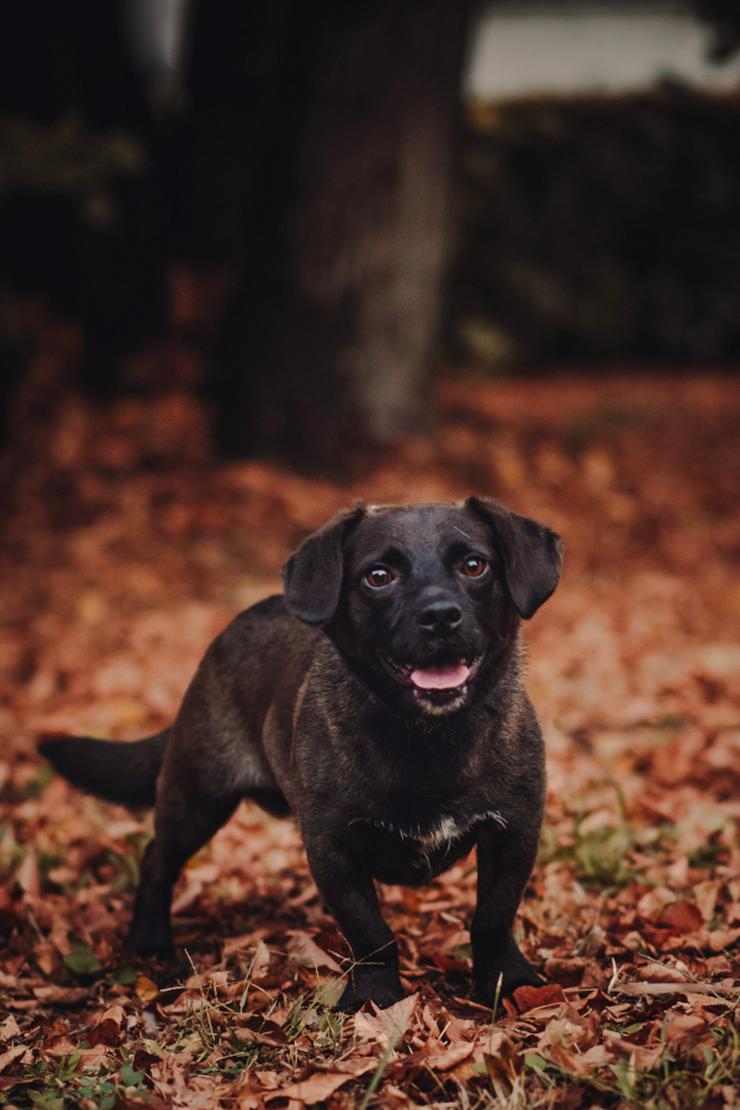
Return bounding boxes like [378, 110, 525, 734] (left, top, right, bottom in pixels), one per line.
[40, 497, 563, 1011]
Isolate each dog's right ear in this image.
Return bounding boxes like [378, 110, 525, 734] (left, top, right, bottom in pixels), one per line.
[466, 496, 563, 619]
[282, 507, 365, 626]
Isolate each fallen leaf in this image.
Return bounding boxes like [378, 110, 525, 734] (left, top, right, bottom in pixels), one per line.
[0, 1045, 26, 1074]
[247, 938, 271, 981]
[234, 1014, 288, 1047]
[483, 1037, 521, 1090]
[265, 1071, 355, 1104]
[603, 1031, 664, 1071]
[286, 930, 342, 973]
[659, 901, 703, 934]
[32, 985, 90, 1004]
[709, 927, 740, 951]
[664, 1013, 710, 1049]
[354, 993, 419, 1046]
[0, 1076, 35, 1092]
[426, 1041, 475, 1070]
[547, 1041, 613, 1075]
[90, 1003, 125, 1047]
[0, 1017, 21, 1042]
[511, 983, 566, 1012]
[616, 981, 739, 998]
[135, 975, 159, 1003]
[16, 849, 39, 896]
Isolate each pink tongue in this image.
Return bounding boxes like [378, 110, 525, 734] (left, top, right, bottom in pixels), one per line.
[410, 662, 470, 691]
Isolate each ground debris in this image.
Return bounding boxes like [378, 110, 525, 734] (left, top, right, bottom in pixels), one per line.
[0, 372, 738, 1107]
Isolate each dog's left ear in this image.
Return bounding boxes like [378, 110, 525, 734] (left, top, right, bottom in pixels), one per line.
[466, 496, 563, 619]
[282, 507, 365, 626]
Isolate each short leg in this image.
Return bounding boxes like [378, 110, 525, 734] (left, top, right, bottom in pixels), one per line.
[471, 821, 542, 1005]
[126, 775, 238, 958]
[305, 837, 403, 1011]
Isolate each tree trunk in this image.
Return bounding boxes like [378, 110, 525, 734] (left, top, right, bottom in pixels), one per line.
[206, 1, 473, 468]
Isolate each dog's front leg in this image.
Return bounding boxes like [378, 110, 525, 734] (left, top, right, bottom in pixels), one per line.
[304, 837, 403, 1011]
[471, 822, 542, 1005]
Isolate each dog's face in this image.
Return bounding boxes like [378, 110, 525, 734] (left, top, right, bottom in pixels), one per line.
[283, 498, 562, 717]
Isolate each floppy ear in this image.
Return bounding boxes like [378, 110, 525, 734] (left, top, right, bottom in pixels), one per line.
[466, 496, 563, 620]
[282, 507, 365, 626]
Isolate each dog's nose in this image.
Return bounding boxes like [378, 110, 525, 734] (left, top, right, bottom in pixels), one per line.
[418, 600, 462, 635]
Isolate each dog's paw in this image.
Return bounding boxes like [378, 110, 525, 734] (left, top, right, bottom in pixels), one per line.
[473, 946, 543, 1007]
[124, 920, 174, 962]
[336, 975, 406, 1013]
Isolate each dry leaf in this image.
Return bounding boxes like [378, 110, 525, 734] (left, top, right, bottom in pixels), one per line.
[0, 1045, 27, 1075]
[659, 901, 704, 934]
[234, 1014, 288, 1047]
[286, 930, 342, 973]
[354, 993, 419, 1046]
[265, 1071, 355, 1104]
[2, 372, 739, 1107]
[135, 976, 159, 1004]
[0, 1017, 21, 1043]
[425, 1041, 475, 1070]
[32, 985, 90, 1004]
[511, 983, 566, 1012]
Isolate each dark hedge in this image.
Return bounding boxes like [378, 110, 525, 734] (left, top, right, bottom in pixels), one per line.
[448, 87, 740, 370]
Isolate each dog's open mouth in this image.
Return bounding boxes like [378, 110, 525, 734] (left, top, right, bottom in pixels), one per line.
[380, 654, 483, 703]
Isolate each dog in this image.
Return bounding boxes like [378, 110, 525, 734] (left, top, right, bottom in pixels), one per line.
[40, 497, 563, 1011]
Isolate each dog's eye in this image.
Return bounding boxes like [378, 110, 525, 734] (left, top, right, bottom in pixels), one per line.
[460, 555, 488, 578]
[365, 565, 394, 589]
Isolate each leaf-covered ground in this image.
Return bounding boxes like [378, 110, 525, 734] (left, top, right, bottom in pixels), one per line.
[0, 369, 738, 1108]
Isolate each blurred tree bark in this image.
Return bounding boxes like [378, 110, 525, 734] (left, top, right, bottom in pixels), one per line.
[191, 1, 473, 468]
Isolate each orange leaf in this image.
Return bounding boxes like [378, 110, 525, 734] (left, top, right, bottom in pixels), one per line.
[511, 983, 566, 1012]
[135, 975, 159, 1004]
[659, 901, 703, 934]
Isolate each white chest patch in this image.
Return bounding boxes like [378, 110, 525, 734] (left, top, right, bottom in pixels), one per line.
[361, 808, 507, 851]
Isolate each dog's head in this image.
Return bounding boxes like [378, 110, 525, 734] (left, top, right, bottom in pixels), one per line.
[283, 499, 562, 717]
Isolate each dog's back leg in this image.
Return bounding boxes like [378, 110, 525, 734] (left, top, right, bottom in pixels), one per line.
[124, 634, 286, 958]
[126, 764, 239, 959]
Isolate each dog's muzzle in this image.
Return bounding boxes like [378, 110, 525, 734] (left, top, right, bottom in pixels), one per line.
[379, 654, 484, 713]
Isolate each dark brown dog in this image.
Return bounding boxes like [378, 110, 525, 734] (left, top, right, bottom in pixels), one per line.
[40, 497, 562, 1010]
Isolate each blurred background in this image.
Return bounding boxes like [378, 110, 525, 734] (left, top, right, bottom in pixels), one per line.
[1, 0, 739, 470]
[1, 5, 739, 1104]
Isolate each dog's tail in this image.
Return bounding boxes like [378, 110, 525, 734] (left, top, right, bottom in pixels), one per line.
[38, 729, 169, 808]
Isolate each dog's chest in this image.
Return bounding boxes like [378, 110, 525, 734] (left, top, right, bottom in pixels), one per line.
[349, 808, 506, 885]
